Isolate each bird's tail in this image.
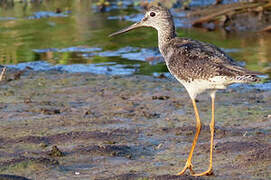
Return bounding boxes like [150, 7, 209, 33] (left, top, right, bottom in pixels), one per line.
[235, 74, 261, 83]
[225, 64, 263, 83]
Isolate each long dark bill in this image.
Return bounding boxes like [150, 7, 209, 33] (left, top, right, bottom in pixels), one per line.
[109, 22, 143, 37]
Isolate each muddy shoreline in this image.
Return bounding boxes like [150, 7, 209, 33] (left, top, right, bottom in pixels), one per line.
[0, 69, 270, 179]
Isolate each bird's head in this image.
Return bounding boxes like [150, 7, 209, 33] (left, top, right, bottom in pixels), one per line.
[109, 3, 174, 37]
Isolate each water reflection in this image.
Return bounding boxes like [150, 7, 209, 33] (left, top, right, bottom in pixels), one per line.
[0, 0, 270, 77]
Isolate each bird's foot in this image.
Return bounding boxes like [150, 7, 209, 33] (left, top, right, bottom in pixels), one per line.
[192, 168, 213, 176]
[177, 161, 195, 175]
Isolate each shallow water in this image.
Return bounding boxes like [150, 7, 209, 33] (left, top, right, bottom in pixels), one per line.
[0, 0, 270, 78]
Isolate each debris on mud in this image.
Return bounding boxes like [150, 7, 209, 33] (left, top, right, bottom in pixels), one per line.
[40, 108, 61, 115]
[152, 95, 170, 100]
[48, 146, 64, 157]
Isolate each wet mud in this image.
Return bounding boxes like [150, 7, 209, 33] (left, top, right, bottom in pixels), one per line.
[0, 69, 270, 179]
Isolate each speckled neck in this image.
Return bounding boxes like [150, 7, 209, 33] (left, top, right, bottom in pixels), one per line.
[157, 19, 176, 57]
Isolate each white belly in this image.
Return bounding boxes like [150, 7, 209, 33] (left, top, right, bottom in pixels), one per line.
[176, 76, 231, 99]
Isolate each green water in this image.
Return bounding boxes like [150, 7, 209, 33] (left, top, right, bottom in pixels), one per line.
[0, 0, 270, 77]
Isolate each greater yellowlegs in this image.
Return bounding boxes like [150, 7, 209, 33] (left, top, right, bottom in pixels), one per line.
[109, 4, 260, 176]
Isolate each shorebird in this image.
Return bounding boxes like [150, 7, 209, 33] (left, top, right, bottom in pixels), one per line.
[109, 4, 261, 176]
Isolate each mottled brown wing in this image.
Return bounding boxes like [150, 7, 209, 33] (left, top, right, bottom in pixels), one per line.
[166, 38, 260, 82]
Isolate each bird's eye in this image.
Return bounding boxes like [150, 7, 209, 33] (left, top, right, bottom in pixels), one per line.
[150, 12, 156, 17]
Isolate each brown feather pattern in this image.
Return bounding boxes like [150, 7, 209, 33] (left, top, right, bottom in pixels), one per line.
[162, 37, 261, 83]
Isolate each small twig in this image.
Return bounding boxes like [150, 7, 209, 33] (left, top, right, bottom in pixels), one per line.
[0, 67, 6, 81]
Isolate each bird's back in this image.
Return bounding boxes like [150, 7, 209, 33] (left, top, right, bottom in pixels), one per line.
[162, 37, 261, 84]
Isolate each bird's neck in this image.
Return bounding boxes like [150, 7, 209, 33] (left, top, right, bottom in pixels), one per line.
[157, 26, 176, 57]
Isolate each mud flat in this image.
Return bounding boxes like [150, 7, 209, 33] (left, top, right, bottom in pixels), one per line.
[0, 69, 270, 179]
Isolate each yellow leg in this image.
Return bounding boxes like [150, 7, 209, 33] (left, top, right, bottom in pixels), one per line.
[193, 93, 216, 176]
[177, 98, 201, 175]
